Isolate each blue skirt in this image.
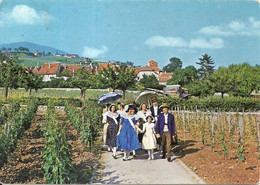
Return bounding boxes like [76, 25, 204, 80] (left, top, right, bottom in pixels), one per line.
[117, 125, 141, 151]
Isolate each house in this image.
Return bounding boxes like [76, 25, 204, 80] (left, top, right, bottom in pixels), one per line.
[64, 54, 79, 58]
[164, 85, 190, 98]
[135, 59, 163, 81]
[33, 51, 43, 57]
[158, 72, 173, 85]
[37, 62, 61, 81]
[97, 63, 118, 72]
[84, 65, 96, 75]
[32, 67, 40, 74]
[60, 64, 82, 76]
[3, 52, 13, 57]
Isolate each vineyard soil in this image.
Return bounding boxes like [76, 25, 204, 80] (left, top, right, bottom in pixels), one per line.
[0, 113, 45, 183]
[173, 130, 260, 184]
[0, 108, 100, 184]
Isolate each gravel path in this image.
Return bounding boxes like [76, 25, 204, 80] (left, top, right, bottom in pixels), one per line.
[96, 149, 205, 184]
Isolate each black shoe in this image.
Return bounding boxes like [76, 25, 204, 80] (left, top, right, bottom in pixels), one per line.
[112, 155, 117, 159]
[162, 155, 166, 159]
[133, 155, 137, 157]
[167, 158, 171, 162]
[123, 158, 127, 161]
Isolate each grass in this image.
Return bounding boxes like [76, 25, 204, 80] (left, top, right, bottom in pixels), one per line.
[16, 56, 84, 67]
[0, 88, 139, 100]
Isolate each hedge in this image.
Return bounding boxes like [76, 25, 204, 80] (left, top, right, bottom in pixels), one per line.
[0, 97, 83, 107]
[158, 96, 260, 112]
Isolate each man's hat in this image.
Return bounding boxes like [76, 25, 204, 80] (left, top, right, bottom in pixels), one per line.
[160, 103, 169, 109]
[151, 96, 157, 102]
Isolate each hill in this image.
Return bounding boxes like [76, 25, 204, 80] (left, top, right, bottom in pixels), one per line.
[0, 42, 67, 55]
[17, 55, 84, 67]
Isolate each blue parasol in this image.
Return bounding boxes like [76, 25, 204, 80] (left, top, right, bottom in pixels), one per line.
[98, 92, 123, 104]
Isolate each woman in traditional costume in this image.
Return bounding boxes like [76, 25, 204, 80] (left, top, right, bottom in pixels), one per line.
[105, 104, 121, 159]
[117, 104, 141, 161]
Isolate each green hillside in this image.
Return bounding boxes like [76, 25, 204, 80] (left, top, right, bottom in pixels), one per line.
[17, 56, 84, 67]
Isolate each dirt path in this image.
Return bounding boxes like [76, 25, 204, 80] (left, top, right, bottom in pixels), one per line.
[95, 149, 205, 184]
[56, 109, 97, 183]
[0, 110, 46, 184]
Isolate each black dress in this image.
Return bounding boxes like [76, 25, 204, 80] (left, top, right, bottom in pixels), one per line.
[105, 113, 120, 147]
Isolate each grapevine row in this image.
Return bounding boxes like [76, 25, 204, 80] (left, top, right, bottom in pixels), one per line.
[41, 102, 72, 184]
[0, 100, 38, 168]
[64, 100, 102, 151]
[173, 107, 260, 164]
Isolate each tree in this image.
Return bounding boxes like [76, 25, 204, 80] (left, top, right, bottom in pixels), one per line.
[1, 47, 6, 52]
[228, 63, 260, 97]
[163, 57, 182, 72]
[126, 61, 134, 66]
[186, 79, 213, 97]
[98, 64, 118, 91]
[71, 68, 95, 99]
[116, 65, 137, 99]
[99, 64, 137, 99]
[196, 54, 215, 80]
[139, 74, 165, 90]
[208, 67, 233, 98]
[167, 65, 198, 86]
[22, 69, 43, 96]
[8, 48, 12, 52]
[0, 55, 24, 100]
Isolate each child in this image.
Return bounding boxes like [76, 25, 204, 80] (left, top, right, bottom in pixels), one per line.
[141, 114, 157, 160]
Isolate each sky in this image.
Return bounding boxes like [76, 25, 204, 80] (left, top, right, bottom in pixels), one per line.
[0, 0, 259, 69]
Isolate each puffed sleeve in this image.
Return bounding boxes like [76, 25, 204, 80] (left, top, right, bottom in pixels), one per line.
[133, 118, 137, 125]
[102, 113, 107, 124]
[120, 117, 124, 125]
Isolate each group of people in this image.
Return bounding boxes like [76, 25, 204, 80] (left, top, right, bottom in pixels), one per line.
[102, 97, 176, 162]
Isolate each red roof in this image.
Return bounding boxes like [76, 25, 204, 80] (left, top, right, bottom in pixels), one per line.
[38, 63, 60, 75]
[32, 67, 40, 74]
[134, 59, 162, 75]
[159, 73, 173, 82]
[84, 66, 96, 74]
[147, 59, 158, 68]
[98, 63, 116, 71]
[61, 64, 82, 73]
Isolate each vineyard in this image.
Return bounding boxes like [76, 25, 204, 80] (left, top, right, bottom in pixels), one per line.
[0, 96, 259, 184]
[0, 100, 103, 184]
[172, 107, 260, 184]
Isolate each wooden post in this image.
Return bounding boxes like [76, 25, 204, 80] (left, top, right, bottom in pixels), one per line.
[183, 107, 186, 141]
[239, 117, 244, 143]
[256, 114, 260, 152]
[228, 112, 231, 133]
[187, 109, 190, 133]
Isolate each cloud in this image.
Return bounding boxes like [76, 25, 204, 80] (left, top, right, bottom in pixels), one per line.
[228, 20, 245, 31]
[82, 45, 108, 58]
[190, 38, 224, 49]
[199, 26, 234, 36]
[0, 4, 51, 26]
[199, 17, 260, 37]
[145, 35, 188, 48]
[11, 5, 41, 24]
[145, 35, 224, 49]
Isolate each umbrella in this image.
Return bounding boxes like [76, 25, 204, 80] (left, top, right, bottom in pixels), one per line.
[135, 91, 159, 106]
[98, 92, 123, 104]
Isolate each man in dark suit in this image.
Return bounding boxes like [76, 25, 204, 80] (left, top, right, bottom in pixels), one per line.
[155, 103, 176, 162]
[150, 97, 160, 122]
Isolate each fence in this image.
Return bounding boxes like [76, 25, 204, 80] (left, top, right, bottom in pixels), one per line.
[170, 107, 260, 160]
